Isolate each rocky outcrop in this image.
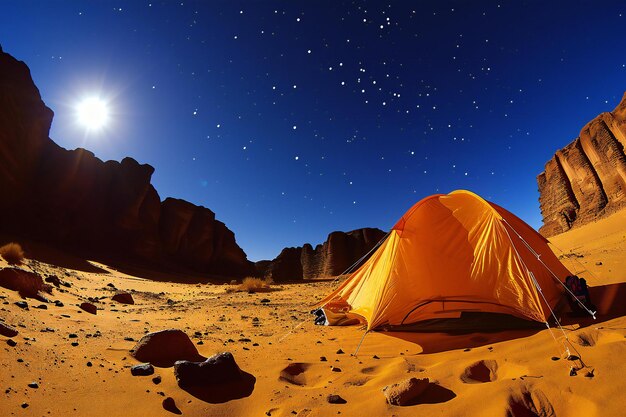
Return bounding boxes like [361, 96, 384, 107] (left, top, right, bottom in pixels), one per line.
[0, 48, 254, 278]
[257, 228, 386, 281]
[538, 92, 626, 236]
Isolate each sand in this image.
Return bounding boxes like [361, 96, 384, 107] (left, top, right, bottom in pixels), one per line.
[1, 211, 625, 417]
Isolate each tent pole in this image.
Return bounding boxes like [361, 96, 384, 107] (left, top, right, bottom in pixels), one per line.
[353, 330, 369, 357]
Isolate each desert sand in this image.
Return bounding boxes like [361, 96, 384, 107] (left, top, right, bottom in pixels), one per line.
[1, 211, 625, 417]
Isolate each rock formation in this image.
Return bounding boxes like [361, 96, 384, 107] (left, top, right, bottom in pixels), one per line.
[0, 48, 254, 277]
[257, 228, 386, 281]
[538, 92, 626, 236]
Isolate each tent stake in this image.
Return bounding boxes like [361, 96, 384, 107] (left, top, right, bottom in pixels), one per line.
[353, 330, 369, 357]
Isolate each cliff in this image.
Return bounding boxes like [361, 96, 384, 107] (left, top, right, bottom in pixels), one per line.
[537, 92, 626, 236]
[0, 48, 254, 278]
[257, 228, 386, 281]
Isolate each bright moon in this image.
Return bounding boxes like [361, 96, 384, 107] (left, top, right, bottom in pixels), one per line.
[76, 97, 109, 130]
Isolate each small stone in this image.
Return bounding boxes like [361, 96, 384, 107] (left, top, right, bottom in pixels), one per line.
[569, 367, 577, 376]
[260, 298, 271, 303]
[7, 339, 17, 347]
[162, 397, 182, 414]
[21, 403, 29, 409]
[320, 356, 327, 362]
[373, 355, 380, 359]
[551, 356, 560, 361]
[152, 375, 162, 384]
[595, 262, 603, 266]
[585, 369, 595, 378]
[327, 394, 347, 404]
[68, 333, 78, 338]
[54, 300, 64, 307]
[336, 349, 344, 354]
[124, 337, 135, 341]
[331, 367, 342, 372]
[35, 304, 48, 310]
[71, 342, 79, 347]
[27, 382, 38, 389]
[86, 362, 93, 367]
[15, 301, 28, 310]
[131, 363, 155, 376]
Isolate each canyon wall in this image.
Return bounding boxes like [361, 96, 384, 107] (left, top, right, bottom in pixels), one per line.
[538, 92, 626, 236]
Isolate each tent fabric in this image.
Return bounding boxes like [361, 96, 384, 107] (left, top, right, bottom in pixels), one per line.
[316, 190, 570, 331]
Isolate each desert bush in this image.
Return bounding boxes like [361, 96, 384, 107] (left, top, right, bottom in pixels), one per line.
[0, 242, 25, 265]
[225, 276, 273, 293]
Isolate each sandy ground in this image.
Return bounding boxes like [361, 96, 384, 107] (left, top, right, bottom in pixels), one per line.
[1, 211, 625, 417]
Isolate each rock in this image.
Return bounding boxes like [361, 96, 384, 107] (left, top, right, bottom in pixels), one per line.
[0, 322, 18, 337]
[131, 363, 155, 376]
[131, 329, 202, 367]
[27, 382, 38, 389]
[54, 300, 64, 307]
[112, 292, 134, 304]
[15, 301, 28, 309]
[86, 362, 92, 367]
[45, 275, 61, 287]
[162, 397, 182, 414]
[79, 302, 97, 315]
[336, 349, 344, 354]
[383, 377, 430, 406]
[35, 304, 47, 309]
[0, 268, 52, 299]
[152, 375, 162, 384]
[595, 262, 603, 266]
[0, 48, 254, 280]
[327, 394, 347, 404]
[538, 92, 626, 236]
[279, 363, 308, 385]
[174, 352, 242, 387]
[21, 403, 29, 409]
[258, 228, 386, 281]
[260, 298, 271, 303]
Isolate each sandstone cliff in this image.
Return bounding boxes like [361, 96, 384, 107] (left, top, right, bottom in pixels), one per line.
[257, 228, 386, 281]
[538, 92, 626, 236]
[0, 48, 254, 278]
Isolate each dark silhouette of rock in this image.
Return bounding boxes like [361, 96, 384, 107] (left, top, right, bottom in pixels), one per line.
[174, 352, 242, 387]
[0, 322, 18, 337]
[162, 397, 182, 414]
[45, 275, 61, 287]
[130, 363, 155, 376]
[131, 329, 203, 367]
[79, 302, 97, 315]
[538, 92, 626, 236]
[0, 268, 52, 299]
[383, 377, 430, 406]
[0, 49, 254, 279]
[258, 228, 386, 281]
[174, 352, 256, 404]
[7, 339, 17, 347]
[112, 292, 134, 305]
[15, 301, 28, 309]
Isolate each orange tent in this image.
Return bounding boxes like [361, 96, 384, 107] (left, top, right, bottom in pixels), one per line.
[317, 190, 571, 331]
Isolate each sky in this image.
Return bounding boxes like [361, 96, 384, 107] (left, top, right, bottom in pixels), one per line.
[1, 1, 625, 261]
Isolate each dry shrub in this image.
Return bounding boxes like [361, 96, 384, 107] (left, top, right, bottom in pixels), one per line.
[0, 242, 25, 265]
[226, 276, 273, 293]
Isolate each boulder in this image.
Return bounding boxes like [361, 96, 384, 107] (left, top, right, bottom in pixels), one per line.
[383, 377, 430, 406]
[162, 397, 182, 414]
[0, 322, 18, 337]
[79, 302, 97, 315]
[0, 268, 52, 299]
[131, 329, 202, 367]
[174, 352, 242, 387]
[112, 292, 134, 305]
[130, 363, 154, 376]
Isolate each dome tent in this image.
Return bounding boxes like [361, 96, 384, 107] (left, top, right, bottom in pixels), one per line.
[316, 190, 571, 331]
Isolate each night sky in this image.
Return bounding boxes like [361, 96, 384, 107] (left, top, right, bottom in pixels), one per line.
[1, 1, 625, 261]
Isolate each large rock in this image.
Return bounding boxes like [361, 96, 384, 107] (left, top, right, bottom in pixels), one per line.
[383, 377, 430, 406]
[0, 48, 253, 279]
[131, 329, 202, 367]
[538, 92, 626, 236]
[0, 267, 52, 299]
[0, 321, 19, 337]
[257, 228, 386, 281]
[112, 292, 134, 305]
[174, 352, 242, 387]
